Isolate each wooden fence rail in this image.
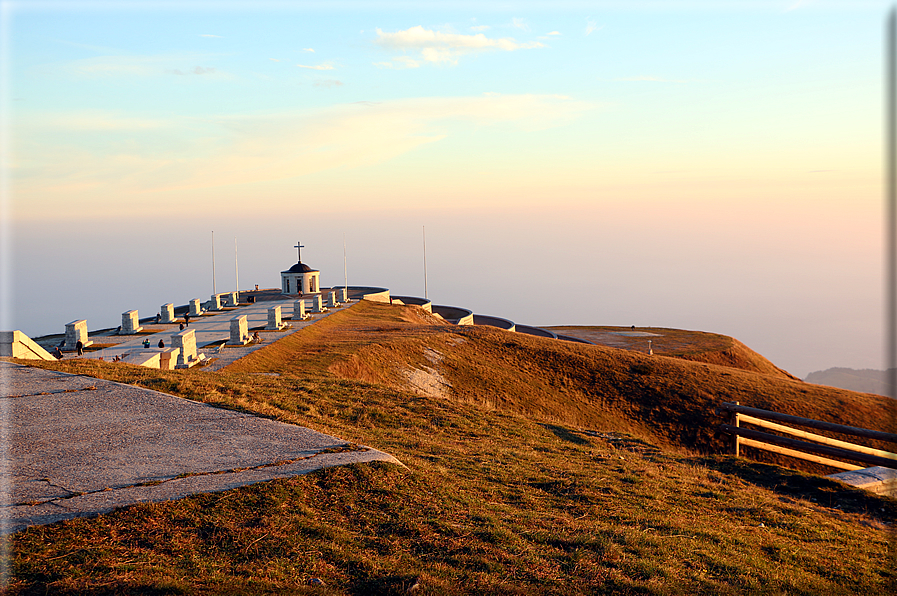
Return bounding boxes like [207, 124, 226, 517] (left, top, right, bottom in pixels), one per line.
[717, 401, 897, 471]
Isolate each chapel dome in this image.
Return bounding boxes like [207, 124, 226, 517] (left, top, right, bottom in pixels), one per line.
[287, 262, 316, 273]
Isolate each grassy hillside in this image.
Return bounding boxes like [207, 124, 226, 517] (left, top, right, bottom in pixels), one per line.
[9, 301, 896, 594]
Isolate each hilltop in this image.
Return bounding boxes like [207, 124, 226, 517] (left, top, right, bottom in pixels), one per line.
[8, 300, 896, 594]
[805, 367, 896, 397]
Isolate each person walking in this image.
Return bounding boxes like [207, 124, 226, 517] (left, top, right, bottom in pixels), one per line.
[158, 339, 165, 348]
[184, 313, 190, 327]
[75, 340, 83, 356]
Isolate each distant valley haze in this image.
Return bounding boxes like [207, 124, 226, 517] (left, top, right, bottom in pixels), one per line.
[1, 1, 889, 380]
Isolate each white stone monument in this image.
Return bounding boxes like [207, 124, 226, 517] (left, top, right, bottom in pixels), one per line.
[121, 310, 142, 335]
[189, 299, 203, 317]
[210, 294, 222, 311]
[293, 300, 307, 320]
[160, 303, 175, 324]
[338, 286, 349, 302]
[228, 315, 249, 345]
[64, 320, 92, 350]
[223, 291, 239, 307]
[267, 305, 285, 330]
[172, 328, 198, 368]
[328, 291, 340, 308]
[312, 295, 326, 313]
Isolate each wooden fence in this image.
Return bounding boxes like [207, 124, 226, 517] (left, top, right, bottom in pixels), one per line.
[717, 401, 897, 471]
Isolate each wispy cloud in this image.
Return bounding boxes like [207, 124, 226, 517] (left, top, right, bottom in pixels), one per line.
[51, 54, 225, 78]
[375, 25, 544, 66]
[314, 79, 343, 88]
[12, 94, 594, 216]
[547, 31, 562, 36]
[298, 63, 334, 70]
[585, 18, 602, 36]
[615, 75, 687, 83]
[374, 56, 420, 69]
[168, 66, 217, 76]
[199, 34, 222, 38]
[302, 48, 315, 53]
[470, 25, 490, 32]
[269, 58, 280, 62]
[509, 17, 529, 32]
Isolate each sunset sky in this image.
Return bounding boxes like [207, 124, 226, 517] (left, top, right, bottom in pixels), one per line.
[1, 1, 890, 378]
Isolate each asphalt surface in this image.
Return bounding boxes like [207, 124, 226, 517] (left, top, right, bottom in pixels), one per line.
[0, 357, 402, 535]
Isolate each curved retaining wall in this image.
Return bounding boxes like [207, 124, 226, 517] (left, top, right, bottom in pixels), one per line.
[431, 305, 474, 326]
[391, 295, 433, 313]
[472, 314, 516, 332]
[516, 325, 557, 339]
[348, 286, 391, 304]
[556, 334, 596, 345]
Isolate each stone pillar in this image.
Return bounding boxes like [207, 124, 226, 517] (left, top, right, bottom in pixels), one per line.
[189, 299, 203, 317]
[222, 291, 238, 307]
[210, 294, 222, 311]
[312, 295, 325, 313]
[328, 291, 339, 308]
[160, 303, 175, 324]
[121, 310, 142, 334]
[293, 300, 306, 320]
[64, 320, 91, 350]
[267, 305, 283, 330]
[228, 315, 249, 345]
[338, 287, 349, 302]
[172, 329, 197, 368]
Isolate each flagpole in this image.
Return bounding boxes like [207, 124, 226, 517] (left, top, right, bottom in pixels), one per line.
[234, 237, 239, 294]
[423, 225, 428, 300]
[211, 231, 217, 295]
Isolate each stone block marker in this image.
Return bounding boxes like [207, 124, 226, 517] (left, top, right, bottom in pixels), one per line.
[328, 291, 340, 308]
[189, 298, 203, 317]
[0, 331, 55, 360]
[160, 348, 181, 370]
[172, 328, 199, 368]
[160, 303, 175, 324]
[223, 291, 239, 307]
[293, 300, 307, 320]
[267, 305, 285, 330]
[121, 310, 142, 334]
[64, 320, 92, 350]
[338, 287, 349, 302]
[312, 295, 326, 313]
[210, 294, 222, 311]
[228, 315, 249, 345]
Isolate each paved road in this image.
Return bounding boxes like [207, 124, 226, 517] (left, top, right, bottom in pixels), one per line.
[0, 361, 402, 535]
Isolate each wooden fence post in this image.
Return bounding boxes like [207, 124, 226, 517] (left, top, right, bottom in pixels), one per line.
[733, 401, 740, 457]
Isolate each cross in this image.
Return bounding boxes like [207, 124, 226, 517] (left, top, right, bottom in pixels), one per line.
[294, 241, 304, 262]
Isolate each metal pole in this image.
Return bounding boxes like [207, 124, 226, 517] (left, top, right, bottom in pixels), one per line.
[423, 225, 428, 300]
[885, 10, 897, 445]
[234, 237, 239, 293]
[343, 235, 348, 294]
[211, 231, 217, 295]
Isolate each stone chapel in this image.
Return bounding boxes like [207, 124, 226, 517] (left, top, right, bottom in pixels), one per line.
[280, 242, 320, 295]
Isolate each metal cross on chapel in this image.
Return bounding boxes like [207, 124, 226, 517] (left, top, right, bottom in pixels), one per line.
[294, 241, 304, 262]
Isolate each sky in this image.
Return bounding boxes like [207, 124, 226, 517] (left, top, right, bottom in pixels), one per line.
[0, 0, 891, 378]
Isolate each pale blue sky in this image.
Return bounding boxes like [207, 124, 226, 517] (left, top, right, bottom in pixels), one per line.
[1, 1, 891, 377]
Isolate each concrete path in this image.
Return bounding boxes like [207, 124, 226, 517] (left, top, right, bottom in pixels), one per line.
[0, 361, 402, 535]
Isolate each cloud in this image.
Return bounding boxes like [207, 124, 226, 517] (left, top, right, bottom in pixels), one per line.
[547, 31, 562, 36]
[297, 63, 334, 70]
[303, 48, 315, 53]
[509, 18, 529, 32]
[53, 54, 225, 78]
[374, 56, 420, 69]
[199, 34, 222, 38]
[374, 25, 544, 66]
[269, 58, 280, 62]
[469, 25, 490, 32]
[585, 19, 602, 36]
[615, 75, 687, 83]
[11, 94, 594, 216]
[314, 79, 343, 88]
[167, 66, 218, 76]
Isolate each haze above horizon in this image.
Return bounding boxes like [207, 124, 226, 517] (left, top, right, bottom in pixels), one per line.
[1, 1, 888, 379]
